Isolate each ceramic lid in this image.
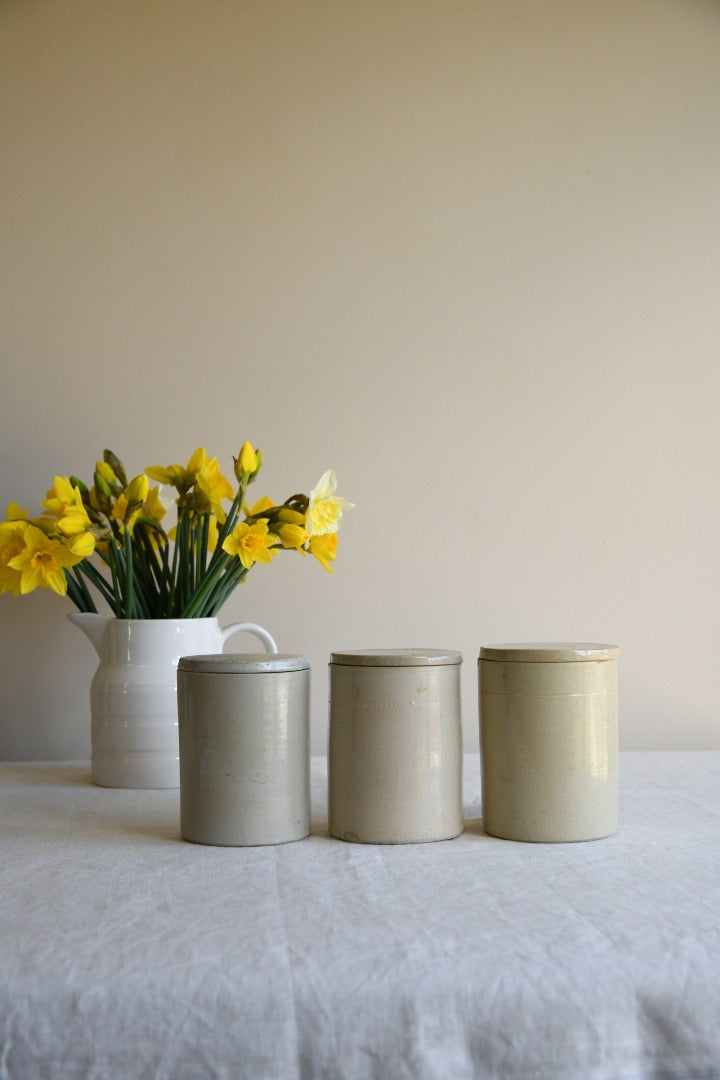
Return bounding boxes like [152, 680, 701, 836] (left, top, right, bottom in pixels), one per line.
[178, 653, 310, 674]
[479, 643, 620, 663]
[330, 648, 462, 667]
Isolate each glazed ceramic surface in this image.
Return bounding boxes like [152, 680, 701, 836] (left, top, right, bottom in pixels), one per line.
[178, 654, 310, 846]
[328, 649, 463, 844]
[479, 642, 619, 843]
[69, 614, 277, 789]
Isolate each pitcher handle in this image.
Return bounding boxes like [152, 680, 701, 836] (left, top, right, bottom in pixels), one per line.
[220, 621, 278, 654]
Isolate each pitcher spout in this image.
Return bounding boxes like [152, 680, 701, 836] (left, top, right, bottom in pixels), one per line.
[68, 612, 109, 658]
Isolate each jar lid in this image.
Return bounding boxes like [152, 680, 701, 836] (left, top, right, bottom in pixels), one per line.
[178, 653, 310, 674]
[479, 643, 620, 663]
[330, 648, 462, 667]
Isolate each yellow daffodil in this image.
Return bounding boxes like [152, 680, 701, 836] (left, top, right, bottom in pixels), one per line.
[0, 520, 29, 596]
[57, 502, 93, 538]
[309, 532, 338, 574]
[276, 523, 309, 550]
[39, 476, 94, 538]
[196, 456, 234, 523]
[110, 475, 150, 534]
[146, 447, 206, 492]
[222, 521, 278, 571]
[7, 523, 83, 596]
[275, 508, 306, 525]
[144, 462, 187, 488]
[65, 530, 96, 558]
[246, 495, 275, 518]
[234, 442, 262, 483]
[3, 445, 352, 617]
[110, 496, 131, 529]
[240, 442, 257, 473]
[95, 460, 120, 492]
[306, 470, 354, 536]
[125, 475, 150, 505]
[143, 485, 170, 525]
[41, 476, 85, 522]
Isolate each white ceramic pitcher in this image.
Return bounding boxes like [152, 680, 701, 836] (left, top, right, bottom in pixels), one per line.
[69, 613, 278, 789]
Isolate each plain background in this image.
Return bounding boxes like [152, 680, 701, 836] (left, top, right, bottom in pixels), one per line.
[1, 0, 718, 760]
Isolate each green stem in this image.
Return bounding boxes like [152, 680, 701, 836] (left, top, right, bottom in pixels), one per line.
[196, 514, 210, 584]
[65, 570, 92, 612]
[76, 560, 115, 609]
[125, 532, 134, 618]
[207, 491, 243, 572]
[104, 541, 123, 617]
[180, 552, 234, 618]
[206, 562, 250, 616]
[71, 566, 98, 612]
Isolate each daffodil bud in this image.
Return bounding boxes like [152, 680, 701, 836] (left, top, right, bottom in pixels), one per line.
[240, 442, 258, 474]
[103, 450, 127, 489]
[92, 472, 113, 512]
[276, 523, 309, 550]
[125, 475, 150, 505]
[234, 442, 261, 484]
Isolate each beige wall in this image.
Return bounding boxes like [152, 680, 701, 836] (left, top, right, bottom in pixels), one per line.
[2, 0, 719, 758]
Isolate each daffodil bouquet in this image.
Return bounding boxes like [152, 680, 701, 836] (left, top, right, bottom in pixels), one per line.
[0, 443, 353, 618]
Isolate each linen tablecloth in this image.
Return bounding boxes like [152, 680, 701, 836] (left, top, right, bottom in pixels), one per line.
[1, 752, 719, 1079]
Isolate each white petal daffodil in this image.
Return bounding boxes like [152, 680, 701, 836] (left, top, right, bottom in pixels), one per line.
[306, 470, 355, 536]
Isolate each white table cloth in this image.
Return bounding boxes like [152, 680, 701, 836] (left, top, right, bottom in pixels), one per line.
[1, 752, 719, 1080]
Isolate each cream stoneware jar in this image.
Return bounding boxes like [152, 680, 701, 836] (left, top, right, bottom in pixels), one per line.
[328, 649, 463, 844]
[177, 653, 310, 846]
[479, 643, 619, 843]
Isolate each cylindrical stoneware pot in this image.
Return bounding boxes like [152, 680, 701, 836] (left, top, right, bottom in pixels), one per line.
[177, 653, 310, 846]
[328, 648, 463, 844]
[479, 642, 620, 843]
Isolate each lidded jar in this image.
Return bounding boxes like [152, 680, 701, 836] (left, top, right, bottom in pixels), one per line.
[328, 649, 463, 844]
[479, 643, 619, 843]
[178, 653, 310, 846]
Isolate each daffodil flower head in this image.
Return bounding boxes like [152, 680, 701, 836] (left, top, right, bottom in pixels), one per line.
[0, 519, 29, 596]
[41, 476, 85, 521]
[57, 501, 93, 538]
[306, 470, 354, 536]
[7, 523, 83, 596]
[65, 530, 96, 558]
[221, 520, 278, 571]
[143, 485, 171, 525]
[308, 532, 338, 573]
[110, 475, 150, 534]
[195, 455, 234, 523]
[246, 495, 275, 518]
[146, 448, 207, 494]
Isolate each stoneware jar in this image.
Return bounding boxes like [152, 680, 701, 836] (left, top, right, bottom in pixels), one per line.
[479, 642, 620, 843]
[177, 653, 310, 846]
[328, 649, 463, 844]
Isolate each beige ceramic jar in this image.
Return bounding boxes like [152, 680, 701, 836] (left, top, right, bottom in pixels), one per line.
[177, 653, 310, 846]
[328, 649, 463, 844]
[479, 643, 619, 843]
